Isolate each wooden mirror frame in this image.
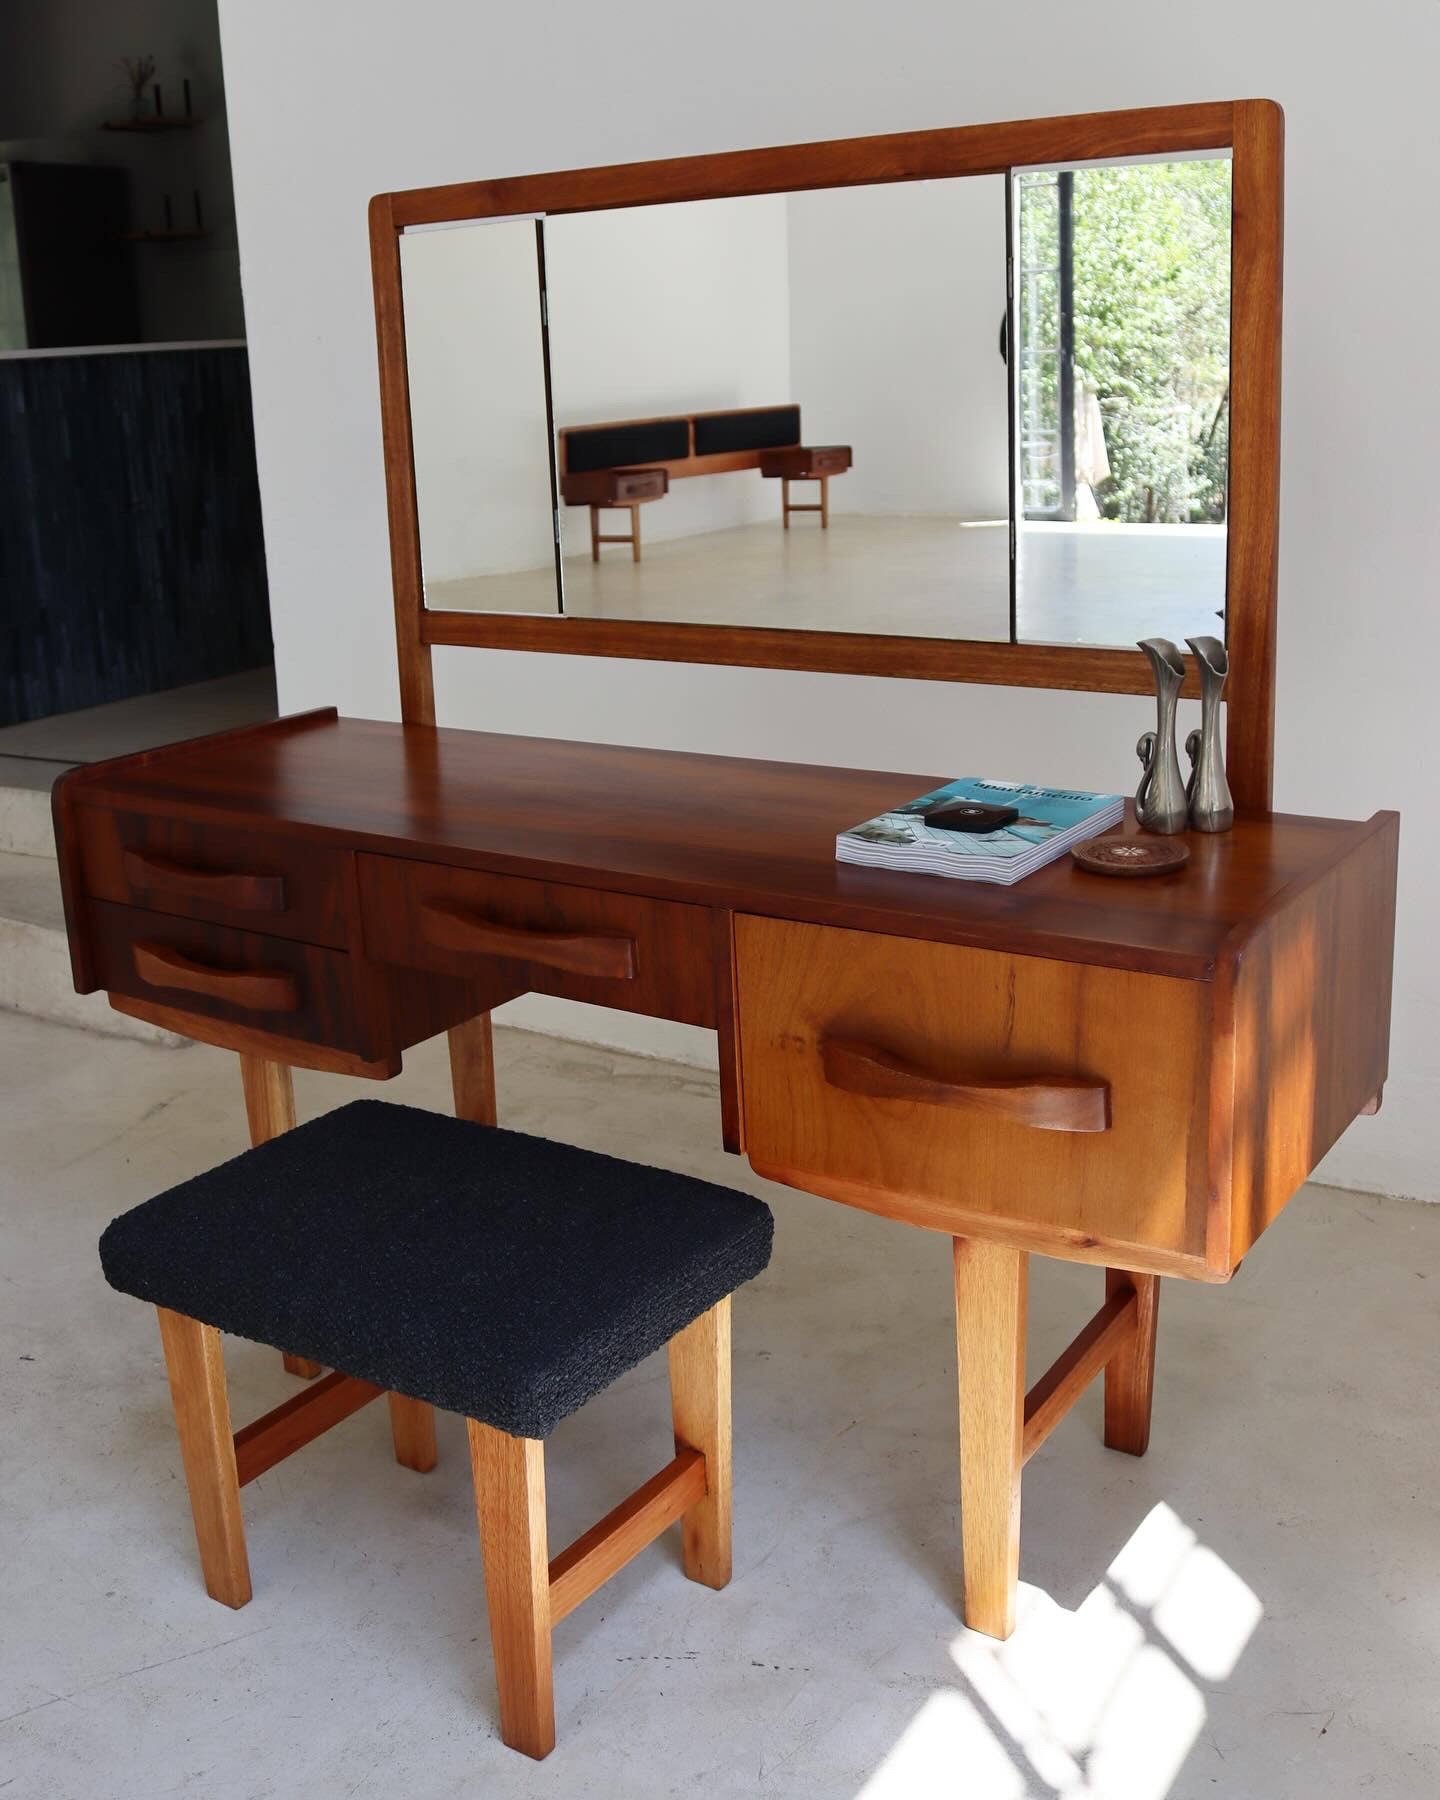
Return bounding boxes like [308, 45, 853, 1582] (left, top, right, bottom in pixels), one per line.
[370, 100, 1283, 810]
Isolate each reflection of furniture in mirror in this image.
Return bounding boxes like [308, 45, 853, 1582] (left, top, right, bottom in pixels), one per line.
[560, 467, 669, 562]
[759, 444, 854, 528]
[557, 405, 853, 555]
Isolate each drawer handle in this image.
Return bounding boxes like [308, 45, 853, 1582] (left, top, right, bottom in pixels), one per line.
[417, 901, 638, 982]
[821, 1038, 1110, 1134]
[123, 850, 287, 914]
[133, 942, 300, 1014]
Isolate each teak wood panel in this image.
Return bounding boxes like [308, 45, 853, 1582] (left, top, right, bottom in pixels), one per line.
[736, 914, 1215, 1276]
[77, 803, 348, 948]
[371, 101, 1283, 814]
[64, 716, 1382, 983]
[1218, 809, 1399, 1267]
[356, 854, 716, 1026]
[90, 902, 365, 1053]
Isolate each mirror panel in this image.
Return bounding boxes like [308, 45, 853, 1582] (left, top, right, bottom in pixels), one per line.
[542, 180, 1011, 640]
[401, 217, 559, 615]
[1013, 155, 1232, 648]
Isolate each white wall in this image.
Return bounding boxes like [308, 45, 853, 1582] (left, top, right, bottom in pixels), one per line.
[786, 177, 1010, 519]
[216, 0, 1440, 1203]
[546, 195, 791, 550]
[404, 219, 555, 582]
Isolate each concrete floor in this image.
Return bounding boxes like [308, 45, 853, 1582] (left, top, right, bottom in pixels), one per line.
[428, 515, 1226, 652]
[1, 1011, 1436, 1800]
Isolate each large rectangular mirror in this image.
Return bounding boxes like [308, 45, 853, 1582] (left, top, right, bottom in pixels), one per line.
[397, 152, 1232, 650]
[373, 102, 1281, 803]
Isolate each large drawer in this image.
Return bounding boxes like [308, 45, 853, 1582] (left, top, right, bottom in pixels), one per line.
[91, 902, 365, 1052]
[356, 856, 716, 1026]
[735, 914, 1215, 1275]
[76, 807, 348, 949]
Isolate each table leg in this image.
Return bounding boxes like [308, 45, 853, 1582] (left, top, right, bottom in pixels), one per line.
[238, 1054, 322, 1380]
[953, 1236, 1027, 1639]
[1102, 1269, 1160, 1455]
[449, 1013, 497, 1125]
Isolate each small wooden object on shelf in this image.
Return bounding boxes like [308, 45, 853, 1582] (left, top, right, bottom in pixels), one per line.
[1071, 837, 1190, 878]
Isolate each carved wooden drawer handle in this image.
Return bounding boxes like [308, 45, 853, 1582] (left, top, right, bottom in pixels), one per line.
[123, 849, 287, 914]
[417, 900, 638, 982]
[821, 1037, 1110, 1133]
[132, 942, 300, 1014]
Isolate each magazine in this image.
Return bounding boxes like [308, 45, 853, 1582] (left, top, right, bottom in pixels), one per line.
[836, 777, 1124, 885]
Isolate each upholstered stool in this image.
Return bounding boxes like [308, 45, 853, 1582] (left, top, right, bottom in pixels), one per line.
[99, 1099, 773, 1760]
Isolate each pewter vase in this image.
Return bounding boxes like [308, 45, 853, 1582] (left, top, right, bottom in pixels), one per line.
[1183, 635, 1234, 833]
[1134, 637, 1189, 835]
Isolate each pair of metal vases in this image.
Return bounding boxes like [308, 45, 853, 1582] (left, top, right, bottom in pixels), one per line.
[1135, 636, 1234, 835]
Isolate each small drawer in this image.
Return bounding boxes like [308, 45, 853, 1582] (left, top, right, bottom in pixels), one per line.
[91, 902, 365, 1051]
[736, 914, 1214, 1269]
[357, 856, 715, 1026]
[76, 807, 348, 948]
[610, 468, 668, 501]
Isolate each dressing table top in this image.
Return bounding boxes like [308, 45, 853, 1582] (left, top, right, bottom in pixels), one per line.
[66, 709, 1394, 982]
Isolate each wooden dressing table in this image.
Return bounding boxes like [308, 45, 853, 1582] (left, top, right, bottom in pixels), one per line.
[52, 714, 1398, 1639]
[51, 100, 1403, 1641]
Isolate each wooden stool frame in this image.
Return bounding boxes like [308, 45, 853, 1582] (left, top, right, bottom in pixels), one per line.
[589, 499, 646, 562]
[153, 1288, 732, 1761]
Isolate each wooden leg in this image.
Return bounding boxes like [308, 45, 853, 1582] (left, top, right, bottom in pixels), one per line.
[1103, 1270, 1160, 1456]
[388, 1393, 438, 1472]
[238, 1054, 322, 1381]
[449, 1013, 497, 1125]
[820, 473, 830, 527]
[155, 1306, 252, 1609]
[468, 1421, 555, 1761]
[668, 1296, 732, 1589]
[630, 502, 641, 562]
[953, 1237, 1027, 1640]
[590, 504, 600, 561]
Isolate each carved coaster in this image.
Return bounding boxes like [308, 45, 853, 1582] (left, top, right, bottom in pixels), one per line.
[1071, 837, 1190, 878]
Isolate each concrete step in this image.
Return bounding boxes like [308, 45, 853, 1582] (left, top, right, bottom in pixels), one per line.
[0, 847, 188, 1046]
[0, 761, 65, 857]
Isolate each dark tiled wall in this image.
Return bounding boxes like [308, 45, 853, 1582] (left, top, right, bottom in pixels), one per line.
[1, 345, 272, 725]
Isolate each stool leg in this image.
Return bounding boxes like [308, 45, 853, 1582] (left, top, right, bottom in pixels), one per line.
[590, 504, 600, 561]
[156, 1306, 251, 1609]
[820, 473, 830, 527]
[782, 477, 791, 528]
[239, 1054, 322, 1381]
[668, 1295, 732, 1589]
[388, 1394, 438, 1472]
[468, 1420, 555, 1760]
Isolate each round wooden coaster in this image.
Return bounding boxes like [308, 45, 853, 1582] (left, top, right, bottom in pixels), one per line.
[1071, 836, 1190, 878]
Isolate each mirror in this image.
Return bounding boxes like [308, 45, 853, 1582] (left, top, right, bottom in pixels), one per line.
[544, 182, 1010, 641]
[401, 216, 559, 615]
[1013, 155, 1232, 648]
[397, 148, 1237, 651]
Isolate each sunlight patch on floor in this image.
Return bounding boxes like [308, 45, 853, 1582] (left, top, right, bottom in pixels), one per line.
[859, 1502, 1262, 1800]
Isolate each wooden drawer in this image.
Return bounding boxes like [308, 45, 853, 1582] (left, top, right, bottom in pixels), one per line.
[356, 855, 715, 1026]
[77, 807, 348, 949]
[91, 902, 365, 1052]
[735, 914, 1215, 1276]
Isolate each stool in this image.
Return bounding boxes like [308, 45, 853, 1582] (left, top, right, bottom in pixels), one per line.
[99, 1099, 773, 1760]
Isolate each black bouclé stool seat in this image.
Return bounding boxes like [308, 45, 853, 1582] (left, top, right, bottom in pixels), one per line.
[101, 1099, 773, 1439]
[100, 1098, 774, 1760]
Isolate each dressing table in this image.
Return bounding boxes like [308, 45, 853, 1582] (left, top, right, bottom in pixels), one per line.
[53, 99, 1400, 1642]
